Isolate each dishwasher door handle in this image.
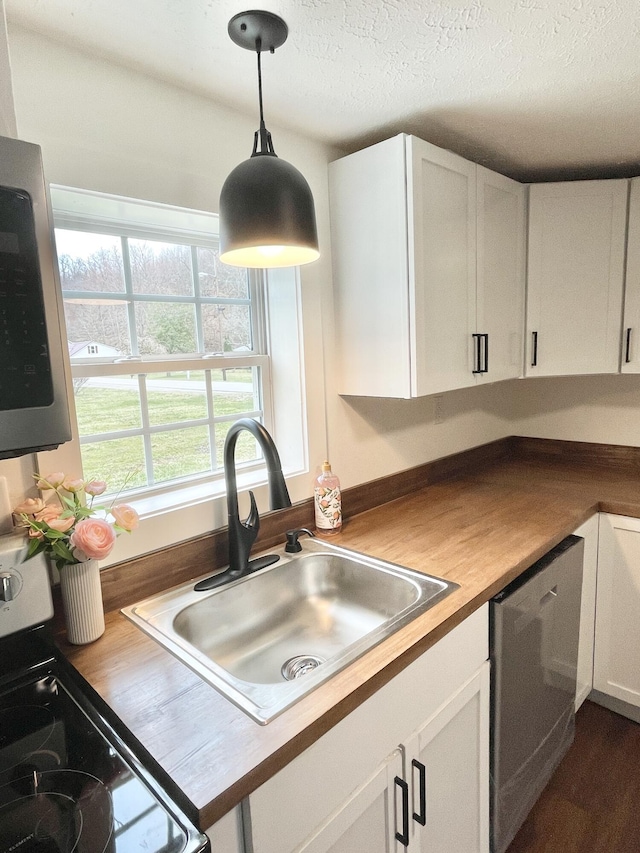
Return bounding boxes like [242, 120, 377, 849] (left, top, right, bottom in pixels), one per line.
[513, 586, 559, 633]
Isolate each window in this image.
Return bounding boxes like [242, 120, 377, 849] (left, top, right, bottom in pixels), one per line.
[51, 186, 273, 499]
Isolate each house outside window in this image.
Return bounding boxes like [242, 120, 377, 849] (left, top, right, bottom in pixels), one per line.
[51, 186, 274, 501]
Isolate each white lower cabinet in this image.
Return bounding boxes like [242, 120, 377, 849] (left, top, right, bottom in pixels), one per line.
[593, 514, 640, 709]
[573, 514, 599, 710]
[206, 806, 244, 853]
[248, 606, 489, 853]
[297, 748, 403, 853]
[402, 664, 489, 853]
[297, 665, 489, 853]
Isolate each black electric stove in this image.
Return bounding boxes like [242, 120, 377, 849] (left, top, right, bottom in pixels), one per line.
[0, 538, 210, 853]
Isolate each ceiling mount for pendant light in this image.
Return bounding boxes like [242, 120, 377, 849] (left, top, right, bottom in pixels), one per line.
[219, 10, 320, 269]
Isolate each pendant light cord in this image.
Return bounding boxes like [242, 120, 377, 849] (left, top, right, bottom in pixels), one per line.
[256, 40, 265, 126]
[252, 37, 276, 157]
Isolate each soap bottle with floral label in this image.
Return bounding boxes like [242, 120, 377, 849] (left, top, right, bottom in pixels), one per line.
[314, 461, 342, 535]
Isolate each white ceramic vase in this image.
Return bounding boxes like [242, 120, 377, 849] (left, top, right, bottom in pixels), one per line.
[59, 559, 105, 644]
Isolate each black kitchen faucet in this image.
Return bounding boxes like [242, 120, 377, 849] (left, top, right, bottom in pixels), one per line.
[194, 418, 291, 591]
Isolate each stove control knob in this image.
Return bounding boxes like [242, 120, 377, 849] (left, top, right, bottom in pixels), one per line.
[0, 572, 16, 601]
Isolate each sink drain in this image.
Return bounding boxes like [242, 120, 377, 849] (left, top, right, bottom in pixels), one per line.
[281, 655, 326, 680]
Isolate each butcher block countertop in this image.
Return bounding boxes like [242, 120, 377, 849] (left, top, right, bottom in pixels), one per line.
[56, 437, 640, 830]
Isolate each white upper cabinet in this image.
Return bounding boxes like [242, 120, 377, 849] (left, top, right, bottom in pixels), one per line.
[407, 137, 477, 397]
[476, 166, 526, 385]
[622, 178, 640, 372]
[329, 135, 411, 398]
[526, 180, 628, 377]
[328, 134, 525, 398]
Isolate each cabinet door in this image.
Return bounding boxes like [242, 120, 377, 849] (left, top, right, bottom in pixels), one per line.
[298, 749, 404, 853]
[407, 136, 477, 396]
[329, 135, 411, 398]
[593, 514, 640, 708]
[405, 663, 490, 853]
[206, 806, 244, 853]
[476, 167, 525, 384]
[526, 180, 627, 377]
[622, 178, 640, 372]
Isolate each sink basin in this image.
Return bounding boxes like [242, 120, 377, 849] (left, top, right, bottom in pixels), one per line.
[123, 538, 458, 724]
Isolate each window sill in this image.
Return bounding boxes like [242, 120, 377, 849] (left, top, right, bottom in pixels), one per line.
[130, 466, 275, 519]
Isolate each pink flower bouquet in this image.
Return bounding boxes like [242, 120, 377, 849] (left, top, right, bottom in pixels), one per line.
[13, 473, 139, 570]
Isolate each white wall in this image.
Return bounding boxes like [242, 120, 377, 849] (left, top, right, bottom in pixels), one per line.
[0, 2, 16, 137]
[510, 374, 640, 446]
[326, 381, 518, 488]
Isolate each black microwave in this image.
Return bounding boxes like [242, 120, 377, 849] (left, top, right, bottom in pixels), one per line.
[0, 135, 71, 458]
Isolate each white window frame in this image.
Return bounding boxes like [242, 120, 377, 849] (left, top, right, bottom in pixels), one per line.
[49, 185, 275, 496]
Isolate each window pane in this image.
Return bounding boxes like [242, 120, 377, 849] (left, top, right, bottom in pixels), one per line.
[197, 246, 249, 299]
[135, 302, 197, 355]
[80, 436, 147, 489]
[74, 379, 142, 434]
[56, 229, 125, 292]
[210, 367, 259, 417]
[145, 372, 208, 426]
[129, 239, 193, 296]
[64, 300, 131, 356]
[202, 304, 252, 352]
[151, 426, 211, 480]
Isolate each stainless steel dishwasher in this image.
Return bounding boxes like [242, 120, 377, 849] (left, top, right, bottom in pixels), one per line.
[490, 534, 584, 853]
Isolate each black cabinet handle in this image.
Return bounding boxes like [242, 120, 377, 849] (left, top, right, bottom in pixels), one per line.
[472, 333, 482, 374]
[625, 328, 632, 363]
[531, 331, 538, 367]
[472, 333, 489, 374]
[412, 759, 427, 826]
[394, 775, 410, 847]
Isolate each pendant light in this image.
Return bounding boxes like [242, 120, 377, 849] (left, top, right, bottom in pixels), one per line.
[219, 11, 320, 269]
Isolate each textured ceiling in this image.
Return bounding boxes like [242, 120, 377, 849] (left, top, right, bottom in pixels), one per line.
[6, 0, 640, 180]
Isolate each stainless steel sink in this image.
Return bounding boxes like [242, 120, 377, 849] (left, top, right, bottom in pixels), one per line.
[123, 538, 458, 724]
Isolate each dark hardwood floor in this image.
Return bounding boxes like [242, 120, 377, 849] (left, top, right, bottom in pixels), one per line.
[507, 701, 640, 852]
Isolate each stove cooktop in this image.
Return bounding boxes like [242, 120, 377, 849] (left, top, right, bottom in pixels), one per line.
[0, 666, 207, 853]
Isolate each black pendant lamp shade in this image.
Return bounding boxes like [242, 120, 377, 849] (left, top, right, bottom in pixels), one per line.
[219, 11, 320, 269]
